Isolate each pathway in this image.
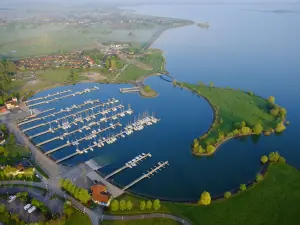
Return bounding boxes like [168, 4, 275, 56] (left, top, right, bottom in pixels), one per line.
[102, 214, 191, 225]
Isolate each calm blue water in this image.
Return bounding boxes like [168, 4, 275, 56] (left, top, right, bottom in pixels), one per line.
[25, 4, 300, 201]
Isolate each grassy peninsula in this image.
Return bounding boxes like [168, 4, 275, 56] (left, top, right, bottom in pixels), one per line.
[110, 163, 300, 225]
[176, 82, 287, 156]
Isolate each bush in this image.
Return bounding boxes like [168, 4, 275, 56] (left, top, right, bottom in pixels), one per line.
[256, 174, 263, 182]
[240, 184, 247, 191]
[224, 191, 232, 199]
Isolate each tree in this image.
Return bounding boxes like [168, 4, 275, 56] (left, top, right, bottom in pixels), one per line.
[240, 184, 247, 191]
[256, 174, 263, 182]
[146, 200, 152, 210]
[120, 200, 126, 211]
[0, 124, 7, 132]
[279, 108, 287, 119]
[261, 155, 268, 164]
[209, 82, 214, 87]
[241, 127, 252, 135]
[278, 156, 286, 164]
[241, 121, 246, 128]
[199, 191, 211, 205]
[253, 123, 264, 135]
[224, 191, 231, 199]
[275, 122, 286, 133]
[269, 151, 280, 162]
[139, 201, 146, 211]
[268, 96, 275, 104]
[63, 202, 74, 217]
[270, 108, 279, 117]
[126, 200, 133, 211]
[198, 145, 205, 154]
[206, 145, 216, 154]
[110, 199, 119, 212]
[153, 199, 161, 210]
[0, 146, 8, 157]
[16, 192, 28, 202]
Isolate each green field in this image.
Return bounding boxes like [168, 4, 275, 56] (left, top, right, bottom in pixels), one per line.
[101, 218, 181, 225]
[138, 49, 166, 73]
[65, 209, 91, 225]
[181, 83, 280, 152]
[112, 163, 300, 225]
[0, 22, 165, 59]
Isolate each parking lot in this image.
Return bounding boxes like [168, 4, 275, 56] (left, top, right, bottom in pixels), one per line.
[0, 187, 64, 222]
[1, 198, 45, 223]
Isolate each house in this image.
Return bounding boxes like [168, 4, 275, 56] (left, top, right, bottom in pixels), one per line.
[4, 100, 19, 110]
[90, 184, 112, 207]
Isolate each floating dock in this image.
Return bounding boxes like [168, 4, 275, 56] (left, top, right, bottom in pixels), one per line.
[105, 153, 151, 179]
[122, 161, 169, 191]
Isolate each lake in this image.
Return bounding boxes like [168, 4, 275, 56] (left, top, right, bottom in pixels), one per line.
[24, 4, 300, 201]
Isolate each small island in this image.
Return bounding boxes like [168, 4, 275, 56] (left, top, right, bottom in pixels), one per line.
[197, 22, 210, 29]
[175, 81, 287, 156]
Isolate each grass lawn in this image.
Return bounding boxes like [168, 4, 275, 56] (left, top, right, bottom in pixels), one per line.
[10, 70, 89, 95]
[113, 163, 300, 225]
[181, 83, 279, 149]
[65, 209, 91, 225]
[101, 218, 181, 225]
[117, 64, 148, 81]
[0, 144, 31, 165]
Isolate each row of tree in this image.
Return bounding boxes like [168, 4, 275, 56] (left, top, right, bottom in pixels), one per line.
[261, 151, 286, 164]
[59, 178, 91, 205]
[110, 199, 161, 212]
[0, 166, 35, 180]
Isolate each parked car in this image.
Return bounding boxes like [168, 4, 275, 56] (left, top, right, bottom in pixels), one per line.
[24, 204, 31, 210]
[8, 195, 16, 203]
[28, 206, 36, 214]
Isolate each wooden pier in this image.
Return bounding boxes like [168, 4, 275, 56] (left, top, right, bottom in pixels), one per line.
[122, 161, 169, 191]
[105, 153, 151, 179]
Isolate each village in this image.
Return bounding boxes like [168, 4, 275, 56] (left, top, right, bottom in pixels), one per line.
[16, 53, 96, 70]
